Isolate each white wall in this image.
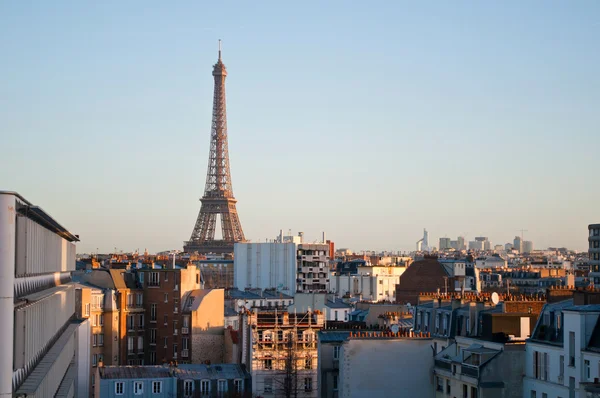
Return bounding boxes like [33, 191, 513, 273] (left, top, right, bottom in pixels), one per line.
[330, 274, 398, 302]
[339, 338, 433, 398]
[234, 242, 297, 295]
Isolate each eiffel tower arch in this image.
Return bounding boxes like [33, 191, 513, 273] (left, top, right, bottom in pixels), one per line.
[184, 41, 245, 255]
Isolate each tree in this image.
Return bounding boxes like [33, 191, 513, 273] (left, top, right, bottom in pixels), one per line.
[273, 333, 300, 398]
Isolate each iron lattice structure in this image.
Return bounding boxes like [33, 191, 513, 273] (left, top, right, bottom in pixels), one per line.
[184, 44, 245, 254]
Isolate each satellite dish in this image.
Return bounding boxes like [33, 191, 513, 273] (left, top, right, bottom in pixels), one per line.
[391, 325, 399, 334]
[406, 303, 411, 308]
[491, 292, 499, 305]
[244, 302, 252, 310]
[237, 300, 244, 309]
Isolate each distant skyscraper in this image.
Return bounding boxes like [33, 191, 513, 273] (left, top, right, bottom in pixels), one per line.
[513, 236, 522, 253]
[416, 229, 429, 252]
[469, 240, 484, 251]
[505, 243, 514, 251]
[589, 224, 600, 284]
[522, 241, 534, 253]
[457, 236, 466, 251]
[439, 238, 451, 250]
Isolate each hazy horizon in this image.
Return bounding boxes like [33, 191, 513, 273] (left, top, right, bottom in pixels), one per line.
[1, 1, 598, 253]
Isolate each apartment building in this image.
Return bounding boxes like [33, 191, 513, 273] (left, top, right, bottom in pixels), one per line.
[1, 191, 86, 397]
[95, 363, 252, 398]
[234, 239, 331, 296]
[74, 283, 120, 396]
[522, 298, 600, 398]
[79, 268, 147, 367]
[137, 266, 201, 365]
[589, 224, 600, 285]
[182, 288, 225, 364]
[246, 310, 325, 397]
[434, 336, 526, 398]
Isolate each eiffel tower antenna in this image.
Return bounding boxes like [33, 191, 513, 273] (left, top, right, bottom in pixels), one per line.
[184, 41, 245, 254]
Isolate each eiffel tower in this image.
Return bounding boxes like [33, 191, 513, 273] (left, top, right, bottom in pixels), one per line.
[184, 41, 245, 254]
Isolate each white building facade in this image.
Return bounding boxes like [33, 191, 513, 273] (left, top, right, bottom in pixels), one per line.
[523, 300, 600, 398]
[1, 191, 85, 397]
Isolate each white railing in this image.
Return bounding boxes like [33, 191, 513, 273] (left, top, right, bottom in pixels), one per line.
[181, 327, 189, 334]
[181, 350, 189, 358]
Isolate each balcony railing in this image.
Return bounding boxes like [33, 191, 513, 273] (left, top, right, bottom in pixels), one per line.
[182, 349, 189, 358]
[461, 364, 479, 378]
[181, 327, 189, 334]
[434, 359, 452, 371]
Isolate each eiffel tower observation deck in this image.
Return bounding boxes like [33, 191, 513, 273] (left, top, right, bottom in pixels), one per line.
[184, 41, 245, 255]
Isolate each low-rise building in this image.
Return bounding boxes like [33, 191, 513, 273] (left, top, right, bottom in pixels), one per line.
[337, 330, 434, 398]
[246, 310, 325, 397]
[95, 363, 252, 397]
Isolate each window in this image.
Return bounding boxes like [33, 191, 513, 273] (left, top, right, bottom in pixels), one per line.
[164, 272, 168, 281]
[92, 354, 98, 367]
[184, 380, 194, 397]
[304, 377, 312, 392]
[182, 337, 189, 350]
[136, 293, 143, 306]
[334, 310, 338, 321]
[164, 293, 168, 303]
[218, 379, 227, 392]
[99, 333, 104, 346]
[152, 381, 162, 394]
[150, 351, 156, 365]
[173, 344, 178, 357]
[264, 358, 272, 369]
[183, 316, 190, 328]
[585, 360, 591, 380]
[436, 377, 443, 392]
[164, 337, 168, 348]
[93, 334, 98, 346]
[92, 374, 95, 386]
[446, 379, 451, 394]
[201, 380, 210, 394]
[128, 337, 134, 353]
[164, 314, 168, 325]
[139, 314, 145, 327]
[151, 304, 157, 321]
[560, 355, 564, 380]
[149, 272, 160, 286]
[305, 356, 312, 369]
[127, 294, 134, 307]
[542, 394, 548, 398]
[127, 315, 135, 330]
[234, 379, 243, 392]
[531, 391, 536, 398]
[333, 346, 340, 360]
[150, 329, 156, 344]
[134, 381, 143, 395]
[138, 336, 144, 351]
[264, 377, 273, 393]
[569, 332, 575, 366]
[463, 384, 467, 398]
[471, 386, 478, 398]
[115, 382, 124, 395]
[333, 375, 338, 391]
[84, 303, 90, 316]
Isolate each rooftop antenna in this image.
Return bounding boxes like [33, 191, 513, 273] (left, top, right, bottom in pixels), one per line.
[218, 39, 222, 61]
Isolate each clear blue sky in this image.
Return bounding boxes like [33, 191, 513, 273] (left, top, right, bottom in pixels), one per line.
[1, 1, 598, 253]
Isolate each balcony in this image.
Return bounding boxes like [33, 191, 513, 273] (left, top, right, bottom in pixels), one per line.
[181, 349, 189, 358]
[434, 360, 452, 371]
[181, 327, 189, 334]
[461, 364, 479, 378]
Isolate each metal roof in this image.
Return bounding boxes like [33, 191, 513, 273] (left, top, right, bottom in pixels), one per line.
[100, 364, 247, 380]
[0, 191, 80, 242]
[325, 300, 351, 309]
[318, 331, 352, 343]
